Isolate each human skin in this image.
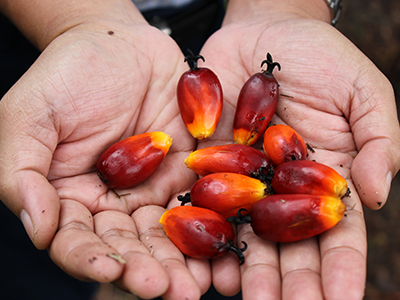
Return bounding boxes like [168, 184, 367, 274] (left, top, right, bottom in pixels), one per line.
[0, 1, 202, 299]
[0, 0, 399, 299]
[198, 0, 400, 299]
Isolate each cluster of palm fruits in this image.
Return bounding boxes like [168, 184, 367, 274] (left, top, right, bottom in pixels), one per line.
[96, 51, 349, 265]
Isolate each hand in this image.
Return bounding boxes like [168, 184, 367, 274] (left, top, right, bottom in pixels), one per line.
[0, 12, 215, 299]
[199, 3, 400, 299]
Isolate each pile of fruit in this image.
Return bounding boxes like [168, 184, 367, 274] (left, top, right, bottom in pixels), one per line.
[96, 51, 350, 265]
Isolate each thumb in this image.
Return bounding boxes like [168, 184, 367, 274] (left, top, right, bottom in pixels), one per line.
[350, 73, 400, 209]
[351, 138, 400, 209]
[4, 171, 60, 249]
[0, 85, 60, 249]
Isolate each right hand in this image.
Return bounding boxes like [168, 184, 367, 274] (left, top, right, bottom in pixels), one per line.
[198, 2, 400, 298]
[0, 11, 213, 299]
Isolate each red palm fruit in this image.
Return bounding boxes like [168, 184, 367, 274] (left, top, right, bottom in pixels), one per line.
[159, 206, 247, 264]
[271, 160, 350, 199]
[228, 194, 346, 243]
[263, 124, 307, 166]
[96, 131, 172, 189]
[177, 50, 223, 140]
[233, 53, 280, 146]
[180, 173, 270, 218]
[184, 144, 273, 177]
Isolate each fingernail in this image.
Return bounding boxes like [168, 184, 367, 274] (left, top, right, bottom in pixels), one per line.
[20, 209, 34, 241]
[378, 171, 394, 208]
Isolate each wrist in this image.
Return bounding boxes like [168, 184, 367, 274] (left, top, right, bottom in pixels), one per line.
[223, 0, 332, 27]
[0, 0, 146, 50]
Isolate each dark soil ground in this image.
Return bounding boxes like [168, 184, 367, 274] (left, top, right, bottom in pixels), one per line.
[94, 1, 400, 299]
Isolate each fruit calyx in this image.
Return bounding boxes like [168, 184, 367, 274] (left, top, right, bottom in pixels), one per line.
[261, 53, 281, 75]
[227, 208, 252, 225]
[342, 188, 351, 199]
[250, 166, 274, 183]
[184, 49, 205, 70]
[177, 192, 191, 206]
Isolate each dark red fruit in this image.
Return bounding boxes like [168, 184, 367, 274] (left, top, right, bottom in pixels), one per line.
[228, 194, 346, 243]
[233, 53, 280, 146]
[271, 160, 349, 199]
[96, 131, 172, 189]
[159, 206, 247, 264]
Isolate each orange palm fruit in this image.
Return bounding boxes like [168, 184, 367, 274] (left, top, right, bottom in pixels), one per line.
[263, 124, 308, 166]
[177, 50, 223, 140]
[228, 194, 346, 243]
[159, 206, 247, 264]
[96, 131, 172, 189]
[179, 172, 270, 218]
[233, 53, 280, 145]
[184, 144, 273, 177]
[271, 160, 349, 199]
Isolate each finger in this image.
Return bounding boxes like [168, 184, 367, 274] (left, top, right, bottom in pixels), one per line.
[48, 199, 124, 282]
[211, 250, 242, 297]
[280, 238, 323, 300]
[349, 72, 400, 209]
[236, 224, 281, 300]
[132, 205, 202, 300]
[186, 257, 212, 295]
[319, 184, 367, 299]
[94, 210, 169, 299]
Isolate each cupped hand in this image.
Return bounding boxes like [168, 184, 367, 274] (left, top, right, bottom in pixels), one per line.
[199, 14, 400, 300]
[0, 18, 213, 299]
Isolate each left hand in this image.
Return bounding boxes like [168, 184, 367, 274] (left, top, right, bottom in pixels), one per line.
[198, 6, 400, 299]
